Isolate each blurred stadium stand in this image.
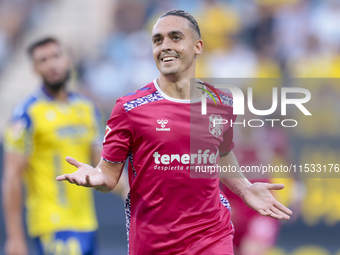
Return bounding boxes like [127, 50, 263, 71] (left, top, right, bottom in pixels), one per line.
[1, 0, 340, 254]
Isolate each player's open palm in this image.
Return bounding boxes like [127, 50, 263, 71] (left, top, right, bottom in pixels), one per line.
[56, 156, 106, 188]
[241, 183, 293, 220]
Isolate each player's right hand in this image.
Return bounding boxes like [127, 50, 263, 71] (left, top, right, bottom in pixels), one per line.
[4, 237, 28, 255]
[56, 156, 107, 188]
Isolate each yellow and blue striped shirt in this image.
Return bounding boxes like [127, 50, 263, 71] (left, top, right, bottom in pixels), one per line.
[4, 87, 100, 237]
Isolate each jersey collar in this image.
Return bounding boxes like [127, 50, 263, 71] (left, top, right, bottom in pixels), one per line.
[153, 78, 201, 104]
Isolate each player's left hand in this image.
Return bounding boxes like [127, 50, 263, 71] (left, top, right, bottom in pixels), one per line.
[241, 183, 293, 220]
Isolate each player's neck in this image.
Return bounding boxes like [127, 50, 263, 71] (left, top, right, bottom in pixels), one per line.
[158, 72, 200, 100]
[43, 85, 68, 102]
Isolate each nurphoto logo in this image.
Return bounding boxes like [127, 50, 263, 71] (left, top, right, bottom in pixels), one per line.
[198, 82, 312, 128]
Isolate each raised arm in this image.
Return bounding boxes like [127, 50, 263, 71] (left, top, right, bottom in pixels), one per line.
[218, 151, 292, 220]
[56, 156, 124, 193]
[2, 152, 29, 255]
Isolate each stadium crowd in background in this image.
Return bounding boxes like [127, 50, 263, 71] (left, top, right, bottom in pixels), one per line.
[1, 0, 340, 114]
[77, 0, 340, 115]
[1, 0, 340, 255]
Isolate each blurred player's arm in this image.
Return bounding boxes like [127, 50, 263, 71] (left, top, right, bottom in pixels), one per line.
[2, 152, 29, 255]
[56, 156, 124, 193]
[218, 151, 292, 220]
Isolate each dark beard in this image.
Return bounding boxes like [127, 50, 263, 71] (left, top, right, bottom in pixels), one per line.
[43, 70, 70, 92]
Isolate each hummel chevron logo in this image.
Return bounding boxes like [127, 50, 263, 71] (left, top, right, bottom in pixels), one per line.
[156, 119, 170, 131]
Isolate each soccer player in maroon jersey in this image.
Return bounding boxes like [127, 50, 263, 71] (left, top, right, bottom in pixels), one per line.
[57, 10, 292, 255]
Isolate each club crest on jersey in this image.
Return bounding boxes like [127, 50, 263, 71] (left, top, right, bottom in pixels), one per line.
[11, 119, 27, 140]
[209, 114, 223, 138]
[103, 125, 111, 142]
[156, 119, 170, 131]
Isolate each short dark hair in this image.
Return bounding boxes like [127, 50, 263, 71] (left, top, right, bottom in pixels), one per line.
[159, 9, 201, 39]
[27, 37, 60, 57]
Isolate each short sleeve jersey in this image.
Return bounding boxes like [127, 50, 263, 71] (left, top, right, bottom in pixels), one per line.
[3, 88, 100, 237]
[102, 79, 236, 255]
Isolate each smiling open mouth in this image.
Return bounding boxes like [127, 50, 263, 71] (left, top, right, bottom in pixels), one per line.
[161, 56, 177, 62]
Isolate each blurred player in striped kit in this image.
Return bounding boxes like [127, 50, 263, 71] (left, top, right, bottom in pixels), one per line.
[2, 37, 126, 255]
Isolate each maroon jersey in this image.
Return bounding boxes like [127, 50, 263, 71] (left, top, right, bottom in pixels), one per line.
[102, 79, 236, 255]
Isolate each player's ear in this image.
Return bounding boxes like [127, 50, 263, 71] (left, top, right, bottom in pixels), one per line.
[194, 39, 203, 56]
